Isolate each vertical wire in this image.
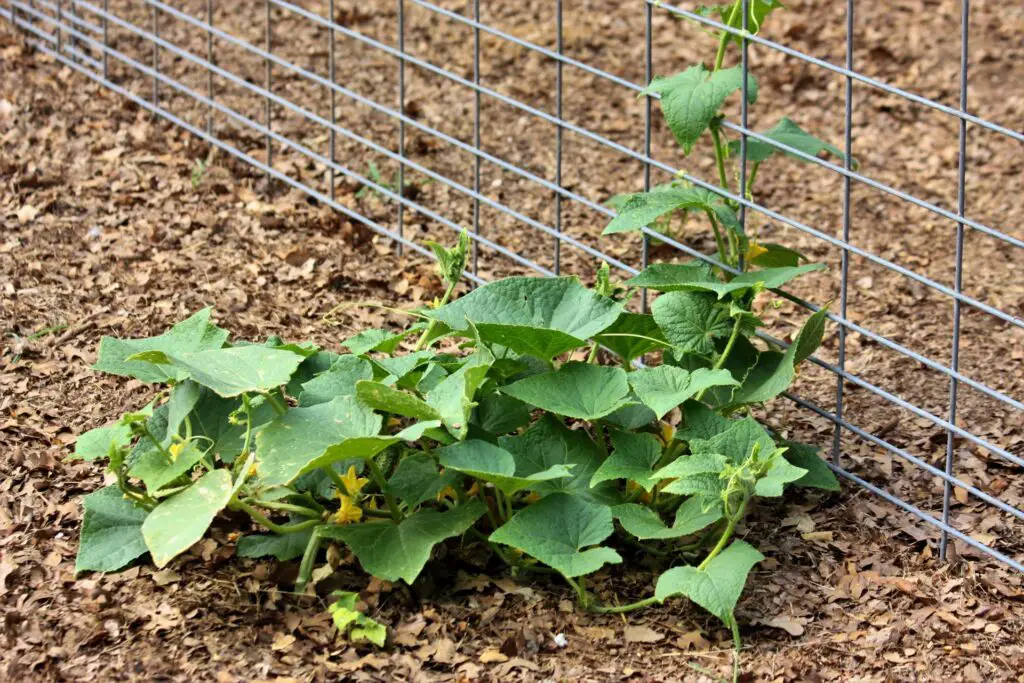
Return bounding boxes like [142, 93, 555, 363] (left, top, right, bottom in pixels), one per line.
[640, 0, 652, 312]
[206, 0, 214, 136]
[102, 0, 108, 79]
[55, 0, 62, 52]
[264, 0, 272, 185]
[151, 4, 158, 107]
[833, 0, 855, 465]
[553, 0, 563, 274]
[328, 0, 336, 201]
[940, 0, 970, 561]
[397, 0, 406, 256]
[738, 0, 749, 270]
[470, 0, 481, 274]
[68, 0, 77, 60]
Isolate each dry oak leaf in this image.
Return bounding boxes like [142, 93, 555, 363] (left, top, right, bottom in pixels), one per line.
[623, 625, 664, 643]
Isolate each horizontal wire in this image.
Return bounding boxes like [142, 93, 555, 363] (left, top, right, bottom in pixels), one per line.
[652, 0, 1024, 145]
[259, 0, 1024, 332]
[58, 0, 1024, 411]
[411, 0, 1021, 251]
[36, 0, 102, 34]
[4, 3, 1019, 573]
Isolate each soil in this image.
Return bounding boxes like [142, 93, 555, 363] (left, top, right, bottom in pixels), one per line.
[2, 1, 1023, 681]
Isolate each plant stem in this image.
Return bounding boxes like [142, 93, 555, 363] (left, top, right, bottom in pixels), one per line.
[713, 315, 744, 372]
[586, 340, 600, 364]
[712, 0, 744, 71]
[264, 392, 287, 416]
[705, 210, 730, 268]
[586, 595, 659, 614]
[295, 525, 323, 594]
[593, 423, 609, 457]
[746, 161, 760, 199]
[698, 497, 748, 570]
[322, 464, 348, 493]
[413, 278, 457, 351]
[234, 500, 321, 534]
[709, 124, 731, 194]
[366, 457, 402, 521]
[244, 498, 321, 518]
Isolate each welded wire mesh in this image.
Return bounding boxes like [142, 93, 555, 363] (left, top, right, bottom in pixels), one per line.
[3, 0, 1022, 571]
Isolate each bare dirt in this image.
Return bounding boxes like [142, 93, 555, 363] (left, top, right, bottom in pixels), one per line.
[2, 1, 1023, 681]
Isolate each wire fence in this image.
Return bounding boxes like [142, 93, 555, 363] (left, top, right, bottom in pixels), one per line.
[3, 0, 1022, 572]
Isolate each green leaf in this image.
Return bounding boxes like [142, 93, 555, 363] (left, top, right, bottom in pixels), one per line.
[792, 305, 830, 366]
[438, 440, 572, 496]
[501, 362, 631, 421]
[689, 417, 775, 464]
[425, 229, 470, 285]
[489, 493, 622, 578]
[654, 540, 764, 623]
[129, 440, 207, 494]
[653, 291, 733, 356]
[387, 453, 462, 508]
[631, 262, 824, 298]
[341, 328, 414, 355]
[322, 501, 485, 583]
[676, 400, 733, 442]
[142, 469, 233, 568]
[76, 485, 150, 573]
[355, 380, 440, 421]
[613, 497, 723, 540]
[73, 421, 133, 461]
[603, 188, 717, 235]
[749, 242, 806, 268]
[92, 308, 229, 383]
[371, 351, 434, 384]
[698, 0, 785, 45]
[255, 396, 389, 487]
[729, 117, 855, 167]
[780, 441, 840, 491]
[601, 402, 658, 431]
[328, 591, 388, 647]
[499, 415, 617, 505]
[644, 65, 758, 154]
[426, 277, 624, 359]
[186, 389, 276, 464]
[754, 448, 808, 497]
[654, 452, 730, 481]
[594, 313, 670, 364]
[135, 346, 305, 398]
[628, 365, 738, 419]
[590, 430, 662, 492]
[299, 355, 373, 406]
[472, 393, 532, 435]
[426, 350, 492, 439]
[237, 529, 314, 561]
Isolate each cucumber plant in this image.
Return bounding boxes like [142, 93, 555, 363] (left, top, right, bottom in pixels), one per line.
[72, 2, 846, 676]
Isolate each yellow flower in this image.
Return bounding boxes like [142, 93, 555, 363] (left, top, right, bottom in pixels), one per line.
[745, 241, 769, 263]
[339, 465, 368, 497]
[333, 495, 363, 524]
[168, 442, 187, 462]
[658, 421, 675, 445]
[436, 486, 458, 503]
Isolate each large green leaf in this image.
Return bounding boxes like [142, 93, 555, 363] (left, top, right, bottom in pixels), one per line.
[73, 421, 133, 461]
[676, 400, 734, 442]
[729, 117, 854, 167]
[76, 485, 150, 573]
[387, 453, 462, 508]
[780, 441, 840, 491]
[132, 346, 305, 398]
[322, 501, 485, 583]
[594, 313, 670, 364]
[299, 355, 373, 406]
[631, 262, 824, 298]
[603, 187, 729, 235]
[654, 540, 764, 623]
[590, 430, 662, 492]
[613, 497, 723, 540]
[426, 350, 492, 439]
[92, 308, 229, 383]
[754, 448, 808, 497]
[500, 362, 631, 421]
[489, 493, 622, 578]
[129, 440, 207, 494]
[628, 366, 738, 419]
[438, 440, 572, 496]
[425, 277, 624, 358]
[653, 291, 733, 356]
[472, 393, 532, 435]
[186, 389, 276, 464]
[689, 417, 775, 464]
[142, 469, 233, 568]
[255, 396, 387, 487]
[499, 415, 617, 504]
[355, 380, 440, 421]
[644, 65, 758, 154]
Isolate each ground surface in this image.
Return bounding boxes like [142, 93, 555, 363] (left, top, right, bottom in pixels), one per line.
[2, 1, 1024, 681]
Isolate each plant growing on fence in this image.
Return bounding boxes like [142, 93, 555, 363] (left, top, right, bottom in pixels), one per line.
[71, 1, 843, 677]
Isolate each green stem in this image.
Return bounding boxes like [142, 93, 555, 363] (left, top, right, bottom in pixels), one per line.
[730, 617, 743, 683]
[586, 596, 659, 614]
[244, 498, 321, 518]
[240, 394, 254, 456]
[705, 210, 730, 268]
[713, 315, 744, 372]
[264, 392, 287, 416]
[413, 278, 458, 351]
[295, 525, 324, 594]
[698, 497, 749, 570]
[366, 457, 402, 521]
[709, 124, 731, 195]
[234, 500, 321, 534]
[712, 0, 744, 71]
[141, 424, 172, 465]
[361, 506, 394, 519]
[746, 161, 760, 200]
[593, 423, 609, 457]
[586, 340, 600, 364]
[323, 465, 348, 493]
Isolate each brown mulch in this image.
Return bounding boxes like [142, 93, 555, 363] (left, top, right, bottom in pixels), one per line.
[2, 1, 1024, 681]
